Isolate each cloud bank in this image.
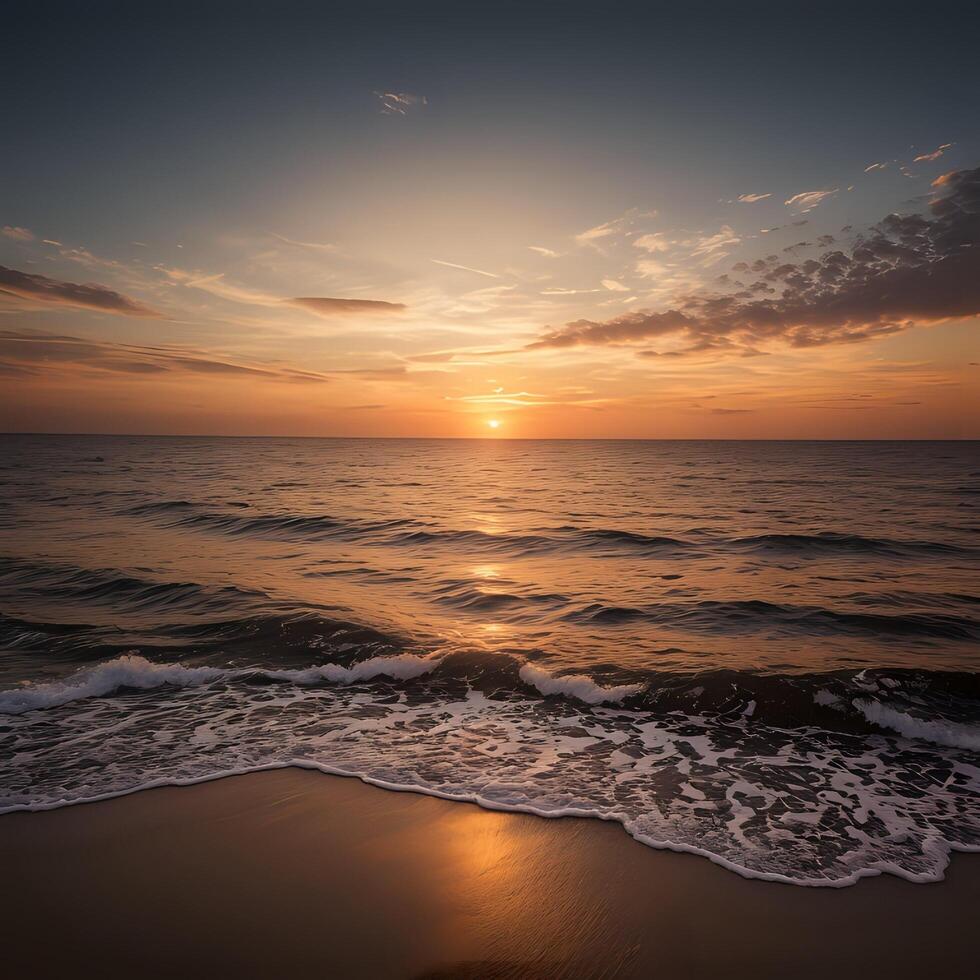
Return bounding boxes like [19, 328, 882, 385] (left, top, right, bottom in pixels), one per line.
[0, 266, 161, 317]
[527, 166, 980, 357]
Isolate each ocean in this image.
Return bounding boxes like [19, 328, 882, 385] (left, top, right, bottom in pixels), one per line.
[1, 435, 978, 885]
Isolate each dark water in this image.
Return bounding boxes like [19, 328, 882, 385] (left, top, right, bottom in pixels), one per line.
[1, 435, 978, 885]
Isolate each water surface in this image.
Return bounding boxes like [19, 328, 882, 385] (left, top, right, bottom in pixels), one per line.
[1, 436, 978, 884]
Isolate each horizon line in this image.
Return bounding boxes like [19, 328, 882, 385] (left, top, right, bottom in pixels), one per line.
[2, 431, 977, 443]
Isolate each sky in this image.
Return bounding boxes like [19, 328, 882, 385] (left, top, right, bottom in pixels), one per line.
[1, 1, 978, 438]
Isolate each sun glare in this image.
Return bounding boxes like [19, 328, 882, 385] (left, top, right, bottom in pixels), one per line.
[487, 419, 501, 429]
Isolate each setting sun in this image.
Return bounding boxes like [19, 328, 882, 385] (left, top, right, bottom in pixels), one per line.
[487, 419, 501, 429]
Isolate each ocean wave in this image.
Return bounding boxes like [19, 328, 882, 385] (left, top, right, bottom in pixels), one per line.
[0, 652, 443, 715]
[122, 500, 975, 562]
[518, 663, 644, 705]
[261, 653, 441, 685]
[852, 699, 980, 751]
[564, 598, 980, 640]
[731, 531, 971, 558]
[0, 557, 261, 619]
[0, 655, 225, 714]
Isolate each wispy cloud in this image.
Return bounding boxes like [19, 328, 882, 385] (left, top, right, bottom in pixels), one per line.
[601, 279, 630, 292]
[270, 233, 338, 253]
[864, 162, 888, 173]
[1, 226, 33, 242]
[575, 218, 622, 247]
[784, 189, 838, 213]
[689, 226, 741, 263]
[431, 259, 499, 279]
[290, 297, 406, 315]
[736, 193, 771, 203]
[374, 91, 427, 115]
[163, 269, 281, 306]
[914, 142, 953, 163]
[163, 267, 403, 314]
[0, 329, 328, 383]
[0, 265, 161, 318]
[528, 246, 561, 258]
[574, 209, 656, 249]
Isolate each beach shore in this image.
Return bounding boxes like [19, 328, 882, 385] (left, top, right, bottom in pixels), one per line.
[2, 769, 976, 979]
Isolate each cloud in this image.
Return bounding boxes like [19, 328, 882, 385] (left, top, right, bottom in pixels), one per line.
[0, 265, 161, 317]
[931, 171, 959, 188]
[270, 233, 338, 253]
[633, 233, 670, 253]
[374, 91, 427, 115]
[0, 328, 328, 383]
[575, 219, 621, 247]
[737, 193, 771, 203]
[528, 246, 561, 258]
[289, 297, 406, 315]
[864, 163, 888, 173]
[525, 166, 980, 357]
[163, 266, 403, 315]
[431, 258, 499, 279]
[574, 208, 657, 249]
[163, 269, 281, 306]
[601, 279, 630, 291]
[914, 143, 953, 163]
[327, 366, 409, 380]
[2, 226, 33, 241]
[784, 189, 838, 213]
[689, 226, 741, 262]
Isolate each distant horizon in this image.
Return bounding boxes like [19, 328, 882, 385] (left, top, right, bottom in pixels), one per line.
[3, 430, 977, 443]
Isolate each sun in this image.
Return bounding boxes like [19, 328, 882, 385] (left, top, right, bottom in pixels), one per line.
[487, 419, 501, 430]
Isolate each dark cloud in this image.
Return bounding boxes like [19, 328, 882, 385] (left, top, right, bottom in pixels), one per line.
[290, 297, 406, 316]
[0, 329, 328, 384]
[0, 265, 161, 317]
[528, 167, 980, 355]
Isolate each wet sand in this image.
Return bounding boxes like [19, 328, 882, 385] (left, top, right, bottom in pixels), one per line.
[1, 769, 976, 979]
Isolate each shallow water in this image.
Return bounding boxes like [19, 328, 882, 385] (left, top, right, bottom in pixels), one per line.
[1, 435, 978, 884]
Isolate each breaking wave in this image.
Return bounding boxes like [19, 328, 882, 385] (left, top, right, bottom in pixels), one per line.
[518, 663, 644, 704]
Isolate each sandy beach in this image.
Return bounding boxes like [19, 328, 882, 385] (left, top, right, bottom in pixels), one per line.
[1, 769, 976, 979]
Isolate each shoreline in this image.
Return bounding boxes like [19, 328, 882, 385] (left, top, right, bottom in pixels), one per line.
[2, 769, 977, 979]
[4, 759, 977, 888]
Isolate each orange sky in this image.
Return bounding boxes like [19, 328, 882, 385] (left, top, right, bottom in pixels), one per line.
[1, 27, 978, 439]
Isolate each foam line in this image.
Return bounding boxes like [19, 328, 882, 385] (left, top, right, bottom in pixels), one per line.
[3, 761, 977, 888]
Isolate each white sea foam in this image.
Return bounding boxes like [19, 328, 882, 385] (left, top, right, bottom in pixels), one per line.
[262, 654, 441, 685]
[0, 655, 225, 715]
[519, 663, 643, 705]
[813, 689, 841, 707]
[3, 679, 977, 886]
[853, 698, 980, 751]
